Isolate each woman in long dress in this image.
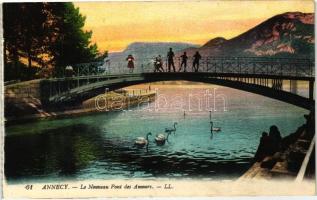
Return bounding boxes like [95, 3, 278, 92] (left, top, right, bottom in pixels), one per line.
[126, 55, 135, 73]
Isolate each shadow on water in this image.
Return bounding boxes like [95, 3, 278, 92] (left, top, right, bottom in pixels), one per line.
[5, 124, 105, 179]
[97, 143, 253, 180]
[5, 122, 252, 182]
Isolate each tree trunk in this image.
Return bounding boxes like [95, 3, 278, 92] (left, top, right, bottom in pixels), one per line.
[13, 47, 19, 80]
[28, 49, 32, 68]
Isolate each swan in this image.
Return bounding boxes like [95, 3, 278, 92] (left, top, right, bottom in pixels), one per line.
[155, 132, 172, 146]
[210, 121, 221, 133]
[134, 132, 152, 147]
[165, 122, 178, 134]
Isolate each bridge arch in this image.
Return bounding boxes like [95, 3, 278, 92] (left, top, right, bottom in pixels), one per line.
[40, 72, 314, 110]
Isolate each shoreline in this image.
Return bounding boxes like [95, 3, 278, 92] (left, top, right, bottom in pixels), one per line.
[5, 90, 156, 126]
[239, 111, 315, 181]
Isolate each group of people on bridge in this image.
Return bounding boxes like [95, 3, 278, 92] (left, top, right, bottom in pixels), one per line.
[126, 48, 202, 73]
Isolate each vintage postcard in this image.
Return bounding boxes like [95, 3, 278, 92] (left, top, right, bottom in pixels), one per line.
[1, 0, 316, 198]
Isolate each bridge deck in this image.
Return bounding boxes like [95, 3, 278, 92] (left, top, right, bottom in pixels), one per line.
[40, 72, 315, 110]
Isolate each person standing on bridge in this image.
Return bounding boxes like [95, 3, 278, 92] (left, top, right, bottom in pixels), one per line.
[192, 51, 202, 72]
[154, 55, 164, 72]
[179, 52, 188, 72]
[126, 54, 135, 73]
[167, 48, 176, 72]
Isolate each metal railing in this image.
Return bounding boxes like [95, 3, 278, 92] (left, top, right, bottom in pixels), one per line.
[57, 56, 314, 79]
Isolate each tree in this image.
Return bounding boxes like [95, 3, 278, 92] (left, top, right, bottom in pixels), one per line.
[3, 3, 25, 78]
[3, 2, 101, 80]
[47, 3, 99, 76]
[4, 3, 47, 80]
[95, 51, 109, 62]
[4, 3, 49, 68]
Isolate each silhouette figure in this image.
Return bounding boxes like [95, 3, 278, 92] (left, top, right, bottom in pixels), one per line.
[254, 125, 282, 162]
[193, 51, 202, 72]
[269, 125, 282, 154]
[254, 132, 271, 161]
[179, 52, 188, 72]
[167, 48, 175, 72]
[154, 55, 164, 72]
[126, 55, 135, 73]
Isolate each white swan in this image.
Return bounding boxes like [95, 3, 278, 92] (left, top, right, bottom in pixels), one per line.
[210, 121, 221, 133]
[165, 122, 178, 134]
[155, 132, 172, 145]
[134, 132, 152, 147]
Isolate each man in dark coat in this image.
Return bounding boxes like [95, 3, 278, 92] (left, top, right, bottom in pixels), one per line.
[193, 51, 202, 72]
[167, 48, 175, 72]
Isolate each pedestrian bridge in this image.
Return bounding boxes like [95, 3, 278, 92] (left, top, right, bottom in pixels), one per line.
[40, 57, 315, 110]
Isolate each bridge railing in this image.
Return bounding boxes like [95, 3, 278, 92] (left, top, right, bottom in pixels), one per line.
[43, 56, 314, 104]
[58, 56, 314, 78]
[203, 57, 314, 77]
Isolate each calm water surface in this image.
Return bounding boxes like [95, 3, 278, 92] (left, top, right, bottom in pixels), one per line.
[5, 84, 308, 183]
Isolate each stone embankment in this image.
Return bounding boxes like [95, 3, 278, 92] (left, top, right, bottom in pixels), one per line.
[5, 80, 156, 124]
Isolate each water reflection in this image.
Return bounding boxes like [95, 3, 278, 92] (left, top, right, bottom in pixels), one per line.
[5, 122, 252, 182]
[5, 124, 104, 179]
[5, 86, 307, 183]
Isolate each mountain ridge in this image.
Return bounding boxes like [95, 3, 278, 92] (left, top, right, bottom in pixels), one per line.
[180, 12, 314, 58]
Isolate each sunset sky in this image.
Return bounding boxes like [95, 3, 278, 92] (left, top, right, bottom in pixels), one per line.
[74, 1, 314, 52]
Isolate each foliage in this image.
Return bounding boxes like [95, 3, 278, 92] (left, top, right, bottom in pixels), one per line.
[95, 51, 109, 62]
[3, 3, 49, 77]
[4, 61, 39, 81]
[47, 3, 99, 76]
[291, 39, 314, 59]
[3, 2, 101, 80]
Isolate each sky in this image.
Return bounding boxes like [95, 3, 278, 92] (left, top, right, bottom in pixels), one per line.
[74, 0, 314, 53]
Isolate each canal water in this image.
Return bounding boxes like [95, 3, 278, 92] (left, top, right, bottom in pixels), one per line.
[5, 83, 308, 183]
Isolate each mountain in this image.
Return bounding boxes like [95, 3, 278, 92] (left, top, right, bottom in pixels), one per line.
[203, 37, 227, 48]
[107, 42, 199, 73]
[105, 12, 313, 73]
[180, 12, 314, 58]
[123, 42, 199, 58]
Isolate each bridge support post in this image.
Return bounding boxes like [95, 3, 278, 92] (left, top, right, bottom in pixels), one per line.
[290, 80, 298, 94]
[309, 80, 314, 100]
